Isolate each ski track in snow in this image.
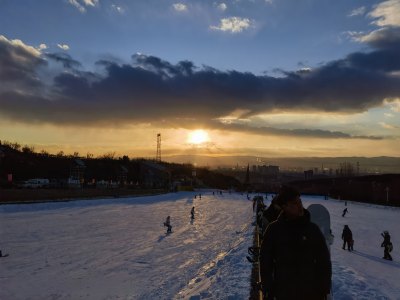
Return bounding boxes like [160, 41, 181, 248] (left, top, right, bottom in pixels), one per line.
[1, 191, 400, 299]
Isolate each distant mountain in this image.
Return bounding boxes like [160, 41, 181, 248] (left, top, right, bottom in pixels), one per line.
[163, 155, 400, 174]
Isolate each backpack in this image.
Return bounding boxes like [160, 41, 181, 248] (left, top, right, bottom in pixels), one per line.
[388, 243, 393, 252]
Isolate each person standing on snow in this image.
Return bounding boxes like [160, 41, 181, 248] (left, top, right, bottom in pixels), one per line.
[260, 185, 332, 300]
[164, 216, 172, 233]
[190, 206, 195, 219]
[381, 231, 393, 261]
[260, 197, 282, 236]
[342, 225, 353, 251]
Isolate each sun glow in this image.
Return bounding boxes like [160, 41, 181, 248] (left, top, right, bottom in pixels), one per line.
[187, 129, 210, 145]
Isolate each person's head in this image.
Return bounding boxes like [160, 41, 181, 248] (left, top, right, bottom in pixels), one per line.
[384, 230, 389, 235]
[276, 185, 303, 218]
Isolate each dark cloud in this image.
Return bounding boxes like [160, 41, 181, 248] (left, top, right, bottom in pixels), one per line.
[207, 122, 383, 140]
[359, 27, 400, 50]
[1, 34, 400, 140]
[45, 52, 82, 69]
[0, 36, 46, 88]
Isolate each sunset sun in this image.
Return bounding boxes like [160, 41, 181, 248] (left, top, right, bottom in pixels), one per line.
[187, 129, 210, 145]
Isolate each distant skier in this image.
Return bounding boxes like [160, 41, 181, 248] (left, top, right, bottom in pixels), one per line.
[381, 231, 393, 261]
[190, 206, 195, 219]
[342, 225, 353, 251]
[342, 208, 348, 217]
[164, 216, 172, 233]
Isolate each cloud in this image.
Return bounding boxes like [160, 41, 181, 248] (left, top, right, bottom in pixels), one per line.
[37, 44, 48, 51]
[368, 0, 400, 27]
[172, 3, 188, 12]
[57, 44, 70, 51]
[1, 36, 400, 140]
[82, 0, 98, 6]
[348, 6, 366, 17]
[216, 3, 227, 12]
[354, 27, 400, 49]
[210, 122, 383, 140]
[379, 121, 399, 129]
[111, 4, 125, 14]
[45, 52, 82, 69]
[353, 1, 400, 50]
[384, 98, 400, 112]
[68, 0, 99, 13]
[210, 17, 252, 33]
[0, 35, 46, 89]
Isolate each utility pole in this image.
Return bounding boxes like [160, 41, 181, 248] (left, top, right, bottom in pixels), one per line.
[386, 186, 389, 205]
[156, 133, 161, 162]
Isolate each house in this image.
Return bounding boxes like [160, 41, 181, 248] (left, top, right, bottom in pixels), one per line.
[69, 158, 86, 188]
[140, 161, 170, 188]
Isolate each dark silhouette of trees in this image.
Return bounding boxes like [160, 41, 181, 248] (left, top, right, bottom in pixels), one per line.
[0, 142, 240, 190]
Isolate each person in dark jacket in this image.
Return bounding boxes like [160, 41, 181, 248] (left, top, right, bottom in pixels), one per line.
[260, 186, 332, 300]
[341, 225, 353, 250]
[341, 225, 353, 251]
[261, 197, 282, 236]
[381, 231, 393, 261]
[190, 206, 195, 220]
[342, 208, 348, 217]
[164, 216, 172, 233]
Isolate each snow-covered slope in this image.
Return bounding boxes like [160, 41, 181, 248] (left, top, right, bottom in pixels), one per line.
[1, 191, 399, 299]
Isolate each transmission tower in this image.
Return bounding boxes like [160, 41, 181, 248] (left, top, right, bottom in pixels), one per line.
[156, 133, 161, 162]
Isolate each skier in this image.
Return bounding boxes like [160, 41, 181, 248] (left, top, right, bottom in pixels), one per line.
[260, 186, 332, 300]
[342, 208, 348, 217]
[164, 216, 172, 233]
[190, 206, 195, 219]
[342, 225, 353, 251]
[381, 231, 393, 261]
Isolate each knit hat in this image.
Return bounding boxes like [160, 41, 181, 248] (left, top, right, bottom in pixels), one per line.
[275, 185, 300, 206]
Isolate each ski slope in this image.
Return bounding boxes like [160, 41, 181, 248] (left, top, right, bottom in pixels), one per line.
[1, 191, 399, 299]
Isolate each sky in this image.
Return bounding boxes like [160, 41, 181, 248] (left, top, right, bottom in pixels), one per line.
[0, 0, 400, 159]
[1, 191, 399, 299]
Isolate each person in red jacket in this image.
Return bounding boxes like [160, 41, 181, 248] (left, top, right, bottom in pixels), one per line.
[260, 186, 332, 300]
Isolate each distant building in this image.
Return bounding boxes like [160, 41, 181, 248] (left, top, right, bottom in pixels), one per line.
[304, 169, 314, 180]
[258, 165, 280, 178]
[117, 165, 129, 186]
[140, 161, 170, 188]
[69, 158, 86, 187]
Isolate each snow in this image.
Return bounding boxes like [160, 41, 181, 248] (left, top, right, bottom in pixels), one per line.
[1, 191, 399, 299]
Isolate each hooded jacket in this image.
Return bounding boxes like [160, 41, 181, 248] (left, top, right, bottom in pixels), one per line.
[342, 225, 352, 242]
[260, 209, 332, 300]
